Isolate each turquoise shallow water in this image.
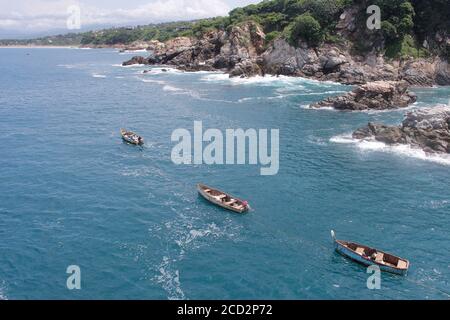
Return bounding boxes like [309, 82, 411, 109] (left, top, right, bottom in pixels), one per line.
[0, 48, 449, 299]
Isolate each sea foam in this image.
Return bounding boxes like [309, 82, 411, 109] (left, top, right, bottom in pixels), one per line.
[331, 134, 450, 166]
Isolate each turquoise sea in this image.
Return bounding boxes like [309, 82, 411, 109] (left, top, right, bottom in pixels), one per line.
[0, 48, 449, 299]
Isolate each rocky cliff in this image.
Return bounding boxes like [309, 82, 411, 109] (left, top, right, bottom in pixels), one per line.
[122, 19, 450, 87]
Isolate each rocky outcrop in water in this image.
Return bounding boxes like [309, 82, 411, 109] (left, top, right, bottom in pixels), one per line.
[122, 55, 148, 66]
[311, 81, 417, 111]
[353, 106, 450, 153]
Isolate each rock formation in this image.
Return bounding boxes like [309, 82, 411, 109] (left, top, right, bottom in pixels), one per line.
[353, 106, 450, 154]
[121, 19, 450, 86]
[311, 81, 417, 111]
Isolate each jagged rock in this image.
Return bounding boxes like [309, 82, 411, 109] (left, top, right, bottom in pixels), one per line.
[435, 60, 450, 85]
[229, 59, 263, 78]
[401, 58, 450, 86]
[311, 81, 417, 111]
[319, 50, 347, 73]
[353, 106, 450, 154]
[122, 56, 148, 66]
[401, 59, 436, 86]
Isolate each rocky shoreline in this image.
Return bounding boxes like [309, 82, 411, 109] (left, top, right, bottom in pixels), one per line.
[122, 19, 450, 87]
[353, 106, 450, 154]
[119, 19, 450, 158]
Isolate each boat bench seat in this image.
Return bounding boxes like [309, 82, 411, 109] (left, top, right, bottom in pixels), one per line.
[356, 248, 365, 255]
[397, 260, 407, 269]
[204, 189, 211, 193]
[224, 199, 237, 205]
[214, 195, 227, 201]
[375, 252, 384, 263]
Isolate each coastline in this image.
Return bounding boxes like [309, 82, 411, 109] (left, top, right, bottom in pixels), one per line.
[0, 45, 81, 49]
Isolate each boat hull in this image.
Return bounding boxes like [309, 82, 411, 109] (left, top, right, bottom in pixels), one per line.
[334, 242, 408, 276]
[197, 184, 248, 214]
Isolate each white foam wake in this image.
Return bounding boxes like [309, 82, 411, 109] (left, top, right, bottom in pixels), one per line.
[0, 281, 7, 300]
[92, 73, 107, 78]
[331, 134, 450, 166]
[154, 256, 185, 300]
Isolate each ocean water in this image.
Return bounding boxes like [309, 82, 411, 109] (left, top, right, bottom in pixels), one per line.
[0, 48, 449, 300]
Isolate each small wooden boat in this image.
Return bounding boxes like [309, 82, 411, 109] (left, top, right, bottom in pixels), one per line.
[331, 230, 409, 275]
[197, 184, 249, 214]
[120, 128, 144, 145]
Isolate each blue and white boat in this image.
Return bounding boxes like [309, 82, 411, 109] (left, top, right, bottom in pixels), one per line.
[331, 230, 409, 276]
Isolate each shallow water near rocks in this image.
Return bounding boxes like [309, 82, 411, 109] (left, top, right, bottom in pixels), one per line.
[0, 48, 449, 299]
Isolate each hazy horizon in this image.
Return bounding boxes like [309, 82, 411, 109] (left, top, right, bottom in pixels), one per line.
[0, 0, 260, 39]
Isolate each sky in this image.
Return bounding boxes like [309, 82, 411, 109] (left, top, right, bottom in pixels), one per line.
[0, 0, 261, 38]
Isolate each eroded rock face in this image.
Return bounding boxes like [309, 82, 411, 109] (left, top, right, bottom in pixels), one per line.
[353, 106, 450, 154]
[311, 81, 417, 111]
[400, 58, 450, 86]
[122, 21, 266, 77]
[121, 20, 449, 85]
[261, 39, 400, 84]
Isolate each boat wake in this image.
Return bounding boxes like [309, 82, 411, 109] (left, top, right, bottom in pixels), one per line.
[0, 281, 7, 300]
[331, 134, 450, 166]
[154, 256, 186, 300]
[57, 64, 76, 69]
[148, 199, 242, 300]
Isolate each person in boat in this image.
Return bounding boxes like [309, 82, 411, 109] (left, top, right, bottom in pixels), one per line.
[370, 252, 377, 261]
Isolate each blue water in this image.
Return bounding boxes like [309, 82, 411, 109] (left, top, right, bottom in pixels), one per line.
[0, 48, 449, 300]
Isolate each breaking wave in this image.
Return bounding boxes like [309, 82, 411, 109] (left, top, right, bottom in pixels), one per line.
[331, 134, 450, 166]
[112, 63, 146, 68]
[200, 73, 324, 86]
[92, 73, 107, 78]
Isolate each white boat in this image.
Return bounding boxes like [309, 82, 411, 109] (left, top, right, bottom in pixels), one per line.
[331, 230, 409, 275]
[197, 184, 249, 214]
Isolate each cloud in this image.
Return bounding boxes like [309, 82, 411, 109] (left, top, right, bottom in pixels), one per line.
[0, 0, 232, 33]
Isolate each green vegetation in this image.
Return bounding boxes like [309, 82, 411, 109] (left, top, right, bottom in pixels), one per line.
[385, 34, 429, 59]
[287, 13, 323, 46]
